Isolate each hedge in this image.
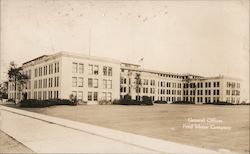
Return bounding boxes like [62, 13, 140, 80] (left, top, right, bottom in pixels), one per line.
[114, 96, 153, 105]
[154, 100, 168, 104]
[20, 99, 76, 108]
[172, 101, 195, 104]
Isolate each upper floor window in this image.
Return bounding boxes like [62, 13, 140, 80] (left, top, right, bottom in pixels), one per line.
[93, 79, 98, 88]
[108, 67, 112, 76]
[72, 62, 78, 73]
[107, 80, 112, 89]
[34, 68, 38, 77]
[93, 65, 99, 75]
[103, 66, 107, 76]
[103, 79, 107, 89]
[88, 78, 93, 87]
[44, 66, 47, 75]
[72, 77, 77, 87]
[88, 64, 93, 74]
[78, 77, 84, 87]
[55, 62, 59, 73]
[79, 63, 84, 73]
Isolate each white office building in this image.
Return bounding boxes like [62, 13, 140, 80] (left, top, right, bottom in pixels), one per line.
[8, 51, 241, 104]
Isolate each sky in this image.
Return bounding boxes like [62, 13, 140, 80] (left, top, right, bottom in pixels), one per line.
[0, 0, 249, 101]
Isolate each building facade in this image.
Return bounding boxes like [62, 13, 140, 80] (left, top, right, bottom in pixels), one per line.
[8, 52, 241, 104]
[120, 63, 241, 104]
[8, 52, 120, 104]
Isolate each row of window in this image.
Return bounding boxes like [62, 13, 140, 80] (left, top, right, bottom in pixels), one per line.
[82, 91, 112, 101]
[157, 96, 182, 102]
[33, 90, 59, 100]
[72, 63, 113, 76]
[183, 89, 220, 96]
[72, 77, 112, 89]
[226, 97, 240, 103]
[226, 82, 240, 88]
[158, 89, 182, 95]
[226, 90, 240, 96]
[159, 82, 181, 88]
[34, 77, 59, 89]
[34, 62, 59, 77]
[183, 82, 220, 88]
[121, 69, 185, 80]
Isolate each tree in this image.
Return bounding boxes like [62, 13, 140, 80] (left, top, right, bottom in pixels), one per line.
[8, 62, 29, 104]
[0, 81, 8, 100]
[134, 72, 142, 101]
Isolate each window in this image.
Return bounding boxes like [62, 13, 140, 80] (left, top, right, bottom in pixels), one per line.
[57, 62, 59, 73]
[88, 92, 92, 101]
[72, 91, 77, 98]
[44, 66, 47, 75]
[88, 78, 93, 87]
[34, 80, 37, 89]
[102, 92, 107, 100]
[72, 62, 78, 73]
[108, 67, 112, 76]
[54, 77, 57, 87]
[93, 79, 98, 88]
[94, 92, 98, 101]
[35, 68, 38, 77]
[78, 91, 83, 100]
[54, 63, 57, 73]
[79, 63, 84, 73]
[43, 91, 47, 100]
[78, 77, 84, 87]
[49, 64, 53, 74]
[39, 80, 42, 88]
[56, 76, 59, 87]
[103, 79, 107, 89]
[93, 65, 99, 75]
[107, 92, 112, 101]
[88, 65, 93, 74]
[107, 80, 112, 89]
[54, 62, 59, 73]
[103, 66, 107, 76]
[143, 79, 148, 85]
[72, 77, 77, 87]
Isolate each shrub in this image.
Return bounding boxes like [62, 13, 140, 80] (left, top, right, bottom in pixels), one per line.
[99, 100, 112, 105]
[213, 101, 234, 105]
[7, 98, 14, 102]
[141, 96, 153, 105]
[20, 99, 75, 108]
[154, 100, 168, 104]
[116, 96, 153, 106]
[172, 101, 195, 104]
[112, 99, 120, 105]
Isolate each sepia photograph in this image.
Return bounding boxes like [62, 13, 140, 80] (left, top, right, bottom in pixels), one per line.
[0, 0, 249, 153]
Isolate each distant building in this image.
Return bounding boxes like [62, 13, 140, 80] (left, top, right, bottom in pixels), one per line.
[8, 51, 241, 104]
[120, 63, 241, 104]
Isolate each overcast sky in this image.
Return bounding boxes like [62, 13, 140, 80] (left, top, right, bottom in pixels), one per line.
[0, 0, 249, 101]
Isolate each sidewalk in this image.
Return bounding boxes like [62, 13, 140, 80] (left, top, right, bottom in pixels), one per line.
[0, 106, 219, 153]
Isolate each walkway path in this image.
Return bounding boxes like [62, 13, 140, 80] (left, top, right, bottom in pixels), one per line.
[0, 106, 219, 153]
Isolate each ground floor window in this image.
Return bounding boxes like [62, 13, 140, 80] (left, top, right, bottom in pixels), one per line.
[94, 92, 98, 101]
[78, 91, 83, 100]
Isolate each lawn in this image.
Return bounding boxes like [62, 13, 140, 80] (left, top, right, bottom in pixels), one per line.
[15, 104, 249, 153]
